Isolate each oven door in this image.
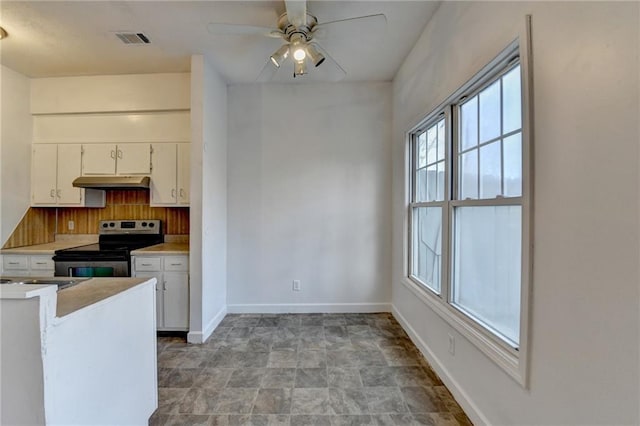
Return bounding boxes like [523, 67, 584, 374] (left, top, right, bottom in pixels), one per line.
[54, 260, 129, 277]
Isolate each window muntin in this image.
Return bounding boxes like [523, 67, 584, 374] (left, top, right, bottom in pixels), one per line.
[408, 58, 525, 351]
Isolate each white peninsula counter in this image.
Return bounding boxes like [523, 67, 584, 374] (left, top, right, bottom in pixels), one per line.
[0, 277, 157, 425]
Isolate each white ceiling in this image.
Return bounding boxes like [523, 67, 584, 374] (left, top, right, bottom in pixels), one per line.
[0, 1, 440, 83]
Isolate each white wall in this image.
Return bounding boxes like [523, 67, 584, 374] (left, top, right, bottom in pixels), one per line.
[188, 55, 228, 343]
[0, 65, 32, 245]
[0, 298, 46, 425]
[392, 2, 639, 425]
[227, 83, 392, 312]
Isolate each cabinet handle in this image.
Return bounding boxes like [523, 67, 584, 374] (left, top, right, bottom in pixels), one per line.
[56, 189, 61, 198]
[8, 262, 19, 265]
[179, 188, 185, 198]
[141, 263, 152, 266]
[35, 262, 47, 265]
[170, 263, 181, 266]
[50, 189, 56, 198]
[110, 150, 116, 159]
[171, 189, 176, 198]
[163, 281, 167, 291]
[117, 149, 123, 159]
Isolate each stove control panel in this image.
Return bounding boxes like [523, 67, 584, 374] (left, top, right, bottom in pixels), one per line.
[99, 220, 162, 234]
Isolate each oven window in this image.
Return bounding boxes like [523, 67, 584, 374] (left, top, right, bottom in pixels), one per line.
[69, 267, 115, 277]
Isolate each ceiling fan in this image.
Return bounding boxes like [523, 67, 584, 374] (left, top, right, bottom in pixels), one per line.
[206, 0, 386, 81]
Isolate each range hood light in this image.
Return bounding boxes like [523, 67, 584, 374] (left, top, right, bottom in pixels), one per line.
[72, 176, 151, 190]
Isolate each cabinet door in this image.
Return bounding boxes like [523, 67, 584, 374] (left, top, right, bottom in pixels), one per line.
[56, 144, 83, 205]
[134, 271, 164, 329]
[82, 144, 116, 175]
[177, 143, 190, 205]
[31, 144, 58, 206]
[163, 272, 189, 329]
[116, 143, 151, 175]
[150, 144, 177, 206]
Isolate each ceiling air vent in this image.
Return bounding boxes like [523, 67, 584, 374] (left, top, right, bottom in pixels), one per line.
[115, 32, 150, 44]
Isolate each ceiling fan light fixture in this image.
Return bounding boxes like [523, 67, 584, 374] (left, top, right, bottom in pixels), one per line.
[290, 33, 307, 62]
[294, 60, 307, 78]
[270, 44, 290, 68]
[306, 44, 325, 67]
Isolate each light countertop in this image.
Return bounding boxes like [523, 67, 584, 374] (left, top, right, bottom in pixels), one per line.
[0, 277, 155, 317]
[1, 238, 98, 255]
[56, 277, 154, 317]
[131, 242, 189, 255]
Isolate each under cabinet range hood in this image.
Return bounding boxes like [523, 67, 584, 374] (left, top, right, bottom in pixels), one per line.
[72, 176, 150, 190]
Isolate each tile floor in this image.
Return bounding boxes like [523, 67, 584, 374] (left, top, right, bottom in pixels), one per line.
[150, 313, 472, 426]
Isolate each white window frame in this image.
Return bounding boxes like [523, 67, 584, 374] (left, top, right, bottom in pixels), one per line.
[404, 23, 533, 387]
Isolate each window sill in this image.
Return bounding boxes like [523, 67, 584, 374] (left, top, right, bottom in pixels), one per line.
[399, 277, 528, 387]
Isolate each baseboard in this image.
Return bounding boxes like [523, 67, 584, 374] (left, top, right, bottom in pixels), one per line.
[392, 305, 489, 426]
[227, 303, 392, 314]
[187, 305, 227, 344]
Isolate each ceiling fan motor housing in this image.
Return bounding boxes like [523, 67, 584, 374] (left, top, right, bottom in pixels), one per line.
[277, 12, 318, 42]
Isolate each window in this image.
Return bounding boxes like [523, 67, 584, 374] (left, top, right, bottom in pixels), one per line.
[407, 41, 531, 382]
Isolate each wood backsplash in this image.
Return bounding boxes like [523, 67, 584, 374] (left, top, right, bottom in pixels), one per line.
[3, 190, 189, 249]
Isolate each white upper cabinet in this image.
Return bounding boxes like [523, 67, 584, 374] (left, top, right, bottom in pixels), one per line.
[150, 143, 190, 207]
[177, 143, 190, 205]
[56, 144, 83, 204]
[31, 144, 58, 205]
[150, 143, 177, 205]
[117, 143, 151, 175]
[82, 143, 150, 175]
[82, 144, 116, 175]
[31, 144, 104, 207]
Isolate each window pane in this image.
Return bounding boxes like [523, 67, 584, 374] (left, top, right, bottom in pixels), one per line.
[427, 126, 438, 165]
[437, 119, 445, 161]
[427, 164, 438, 201]
[459, 150, 478, 200]
[436, 161, 445, 201]
[479, 141, 502, 199]
[503, 133, 522, 197]
[460, 97, 478, 151]
[412, 207, 442, 294]
[417, 132, 427, 168]
[479, 81, 501, 143]
[502, 65, 522, 134]
[452, 206, 521, 345]
[416, 167, 427, 202]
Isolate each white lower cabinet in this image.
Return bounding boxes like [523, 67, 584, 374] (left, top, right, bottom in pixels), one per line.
[2, 254, 55, 277]
[133, 255, 189, 331]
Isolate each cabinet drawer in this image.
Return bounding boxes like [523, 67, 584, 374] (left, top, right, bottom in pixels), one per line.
[3, 255, 28, 270]
[135, 257, 162, 271]
[30, 256, 54, 270]
[164, 256, 188, 272]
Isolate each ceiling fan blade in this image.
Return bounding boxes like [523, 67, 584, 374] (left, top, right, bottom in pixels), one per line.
[311, 43, 346, 82]
[207, 23, 282, 38]
[312, 13, 387, 41]
[284, 0, 307, 28]
[256, 59, 279, 82]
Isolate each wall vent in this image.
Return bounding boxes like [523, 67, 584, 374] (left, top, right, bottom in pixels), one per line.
[115, 32, 150, 44]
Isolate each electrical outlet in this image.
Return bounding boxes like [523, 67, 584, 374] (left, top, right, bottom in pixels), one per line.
[292, 280, 301, 291]
[448, 334, 455, 355]
[68, 220, 75, 231]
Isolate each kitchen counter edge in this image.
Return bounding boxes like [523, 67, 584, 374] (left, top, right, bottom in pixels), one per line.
[131, 242, 189, 255]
